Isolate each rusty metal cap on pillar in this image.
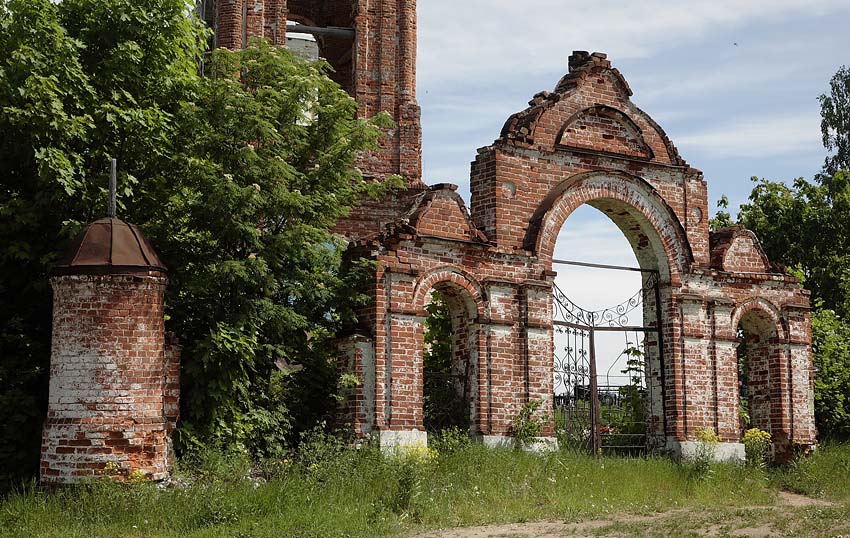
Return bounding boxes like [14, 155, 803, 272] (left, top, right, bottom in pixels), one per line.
[53, 217, 166, 276]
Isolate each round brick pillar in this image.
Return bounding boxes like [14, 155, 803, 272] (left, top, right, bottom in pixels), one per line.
[40, 218, 173, 483]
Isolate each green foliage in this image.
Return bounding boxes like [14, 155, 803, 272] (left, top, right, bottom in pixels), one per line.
[428, 426, 473, 456]
[810, 308, 850, 439]
[820, 65, 850, 176]
[146, 40, 395, 457]
[743, 427, 772, 468]
[688, 427, 721, 480]
[0, 442, 805, 537]
[0, 0, 207, 488]
[709, 194, 734, 230]
[770, 442, 850, 502]
[739, 172, 850, 319]
[608, 344, 648, 444]
[0, 0, 396, 482]
[706, 64, 850, 442]
[512, 400, 546, 448]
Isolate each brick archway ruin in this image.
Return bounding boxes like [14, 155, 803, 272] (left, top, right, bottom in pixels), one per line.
[335, 50, 816, 458]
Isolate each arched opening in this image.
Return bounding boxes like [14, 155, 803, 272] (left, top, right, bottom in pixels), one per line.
[421, 283, 479, 436]
[736, 308, 781, 436]
[548, 188, 677, 454]
[286, 2, 355, 94]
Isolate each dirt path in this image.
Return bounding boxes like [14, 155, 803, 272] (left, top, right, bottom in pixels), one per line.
[412, 492, 840, 538]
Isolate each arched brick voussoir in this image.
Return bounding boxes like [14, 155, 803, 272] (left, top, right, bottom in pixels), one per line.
[527, 171, 693, 281]
[412, 267, 487, 319]
[731, 298, 789, 342]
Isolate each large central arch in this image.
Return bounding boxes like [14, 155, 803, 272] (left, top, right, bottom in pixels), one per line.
[528, 171, 690, 453]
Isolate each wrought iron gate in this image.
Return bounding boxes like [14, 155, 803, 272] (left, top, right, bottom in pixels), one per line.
[552, 260, 665, 455]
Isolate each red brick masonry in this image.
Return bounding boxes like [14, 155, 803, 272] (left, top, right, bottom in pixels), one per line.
[41, 274, 178, 482]
[335, 51, 816, 455]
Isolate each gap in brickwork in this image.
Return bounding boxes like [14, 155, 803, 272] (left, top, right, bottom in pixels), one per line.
[286, 2, 355, 93]
[553, 205, 644, 384]
[737, 310, 780, 438]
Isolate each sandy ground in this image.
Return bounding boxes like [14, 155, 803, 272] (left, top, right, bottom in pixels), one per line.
[412, 492, 840, 538]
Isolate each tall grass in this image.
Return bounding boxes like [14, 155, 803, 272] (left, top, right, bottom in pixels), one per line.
[3, 442, 847, 538]
[769, 442, 850, 502]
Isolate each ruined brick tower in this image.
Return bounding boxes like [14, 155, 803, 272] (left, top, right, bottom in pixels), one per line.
[41, 218, 179, 483]
[201, 0, 421, 180]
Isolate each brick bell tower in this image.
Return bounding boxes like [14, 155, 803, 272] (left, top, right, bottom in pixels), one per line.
[201, 1, 424, 238]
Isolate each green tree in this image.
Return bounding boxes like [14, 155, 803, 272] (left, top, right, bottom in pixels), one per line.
[709, 194, 734, 231]
[820, 65, 850, 176]
[811, 307, 850, 439]
[739, 172, 850, 318]
[159, 41, 395, 455]
[0, 0, 395, 483]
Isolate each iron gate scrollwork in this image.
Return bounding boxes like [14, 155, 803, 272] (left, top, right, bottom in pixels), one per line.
[552, 260, 665, 455]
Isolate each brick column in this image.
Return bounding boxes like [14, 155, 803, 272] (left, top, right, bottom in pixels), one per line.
[41, 274, 172, 483]
[217, 0, 244, 49]
[784, 306, 816, 446]
[521, 280, 556, 439]
[710, 299, 740, 441]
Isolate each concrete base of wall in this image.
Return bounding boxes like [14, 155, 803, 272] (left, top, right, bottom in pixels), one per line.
[377, 429, 428, 453]
[478, 435, 559, 452]
[667, 439, 745, 463]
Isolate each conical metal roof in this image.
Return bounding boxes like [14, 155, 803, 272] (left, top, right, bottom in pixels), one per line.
[54, 217, 166, 275]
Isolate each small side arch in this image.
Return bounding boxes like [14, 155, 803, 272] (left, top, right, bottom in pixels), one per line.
[731, 298, 789, 343]
[731, 297, 791, 449]
[413, 266, 486, 435]
[412, 266, 487, 318]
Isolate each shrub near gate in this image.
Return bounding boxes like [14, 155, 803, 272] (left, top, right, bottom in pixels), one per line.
[743, 428, 772, 467]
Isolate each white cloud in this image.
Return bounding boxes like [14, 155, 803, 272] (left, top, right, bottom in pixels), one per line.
[675, 114, 823, 158]
[417, 0, 850, 88]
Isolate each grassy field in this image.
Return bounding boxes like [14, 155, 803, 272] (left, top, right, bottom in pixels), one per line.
[1, 439, 849, 538]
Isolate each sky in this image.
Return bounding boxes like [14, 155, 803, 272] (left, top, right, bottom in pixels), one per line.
[415, 1, 850, 381]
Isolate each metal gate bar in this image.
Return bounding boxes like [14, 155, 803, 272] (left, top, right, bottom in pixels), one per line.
[552, 259, 664, 455]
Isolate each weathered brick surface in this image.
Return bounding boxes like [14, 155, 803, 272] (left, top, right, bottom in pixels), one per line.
[334, 52, 816, 453]
[212, 0, 422, 193]
[41, 274, 176, 483]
